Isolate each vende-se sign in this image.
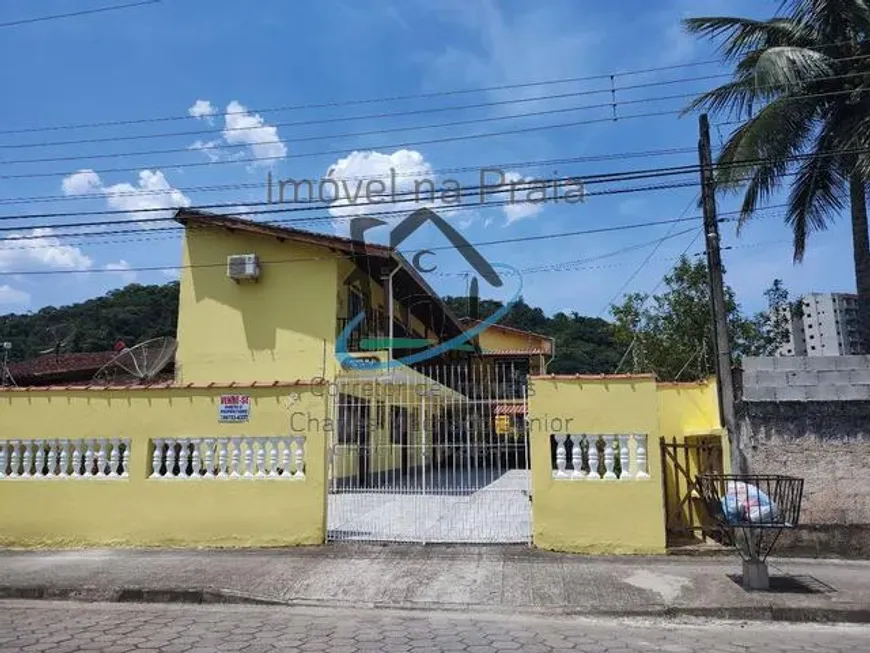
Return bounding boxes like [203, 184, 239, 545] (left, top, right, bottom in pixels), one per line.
[218, 394, 251, 423]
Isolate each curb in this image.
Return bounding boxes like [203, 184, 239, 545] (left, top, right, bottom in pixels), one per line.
[2, 585, 870, 624]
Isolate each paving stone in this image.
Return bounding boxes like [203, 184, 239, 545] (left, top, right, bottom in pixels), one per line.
[2, 600, 870, 653]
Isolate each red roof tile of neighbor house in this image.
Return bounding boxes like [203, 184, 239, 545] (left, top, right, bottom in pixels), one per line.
[530, 373, 657, 380]
[0, 379, 327, 392]
[6, 352, 117, 380]
[480, 349, 548, 356]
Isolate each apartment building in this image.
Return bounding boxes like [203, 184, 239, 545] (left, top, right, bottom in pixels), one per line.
[776, 292, 862, 356]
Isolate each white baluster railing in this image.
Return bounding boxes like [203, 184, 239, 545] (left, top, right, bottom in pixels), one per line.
[586, 436, 600, 480]
[552, 434, 568, 478]
[634, 434, 650, 479]
[551, 433, 651, 481]
[0, 439, 129, 480]
[602, 436, 618, 480]
[149, 437, 306, 480]
[570, 435, 584, 479]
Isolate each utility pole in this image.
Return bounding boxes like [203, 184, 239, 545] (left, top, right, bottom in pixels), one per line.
[698, 114, 745, 474]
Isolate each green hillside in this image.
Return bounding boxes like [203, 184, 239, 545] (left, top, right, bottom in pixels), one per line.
[1, 285, 621, 373]
[0, 283, 180, 362]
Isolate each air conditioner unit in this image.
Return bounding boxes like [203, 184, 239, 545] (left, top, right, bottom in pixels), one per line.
[227, 254, 260, 281]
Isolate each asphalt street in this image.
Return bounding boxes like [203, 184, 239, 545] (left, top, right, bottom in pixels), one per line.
[1, 600, 869, 652]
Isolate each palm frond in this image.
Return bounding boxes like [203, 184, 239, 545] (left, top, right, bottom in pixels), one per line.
[715, 98, 818, 189]
[782, 0, 870, 39]
[754, 46, 834, 90]
[683, 16, 817, 60]
[680, 76, 773, 118]
[785, 123, 848, 260]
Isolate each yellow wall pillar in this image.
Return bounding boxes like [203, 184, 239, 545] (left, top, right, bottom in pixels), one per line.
[529, 375, 667, 554]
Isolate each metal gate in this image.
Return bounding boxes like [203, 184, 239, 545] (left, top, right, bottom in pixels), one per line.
[661, 435, 724, 545]
[327, 361, 531, 543]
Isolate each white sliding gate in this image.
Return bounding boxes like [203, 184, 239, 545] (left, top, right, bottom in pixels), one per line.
[326, 362, 531, 543]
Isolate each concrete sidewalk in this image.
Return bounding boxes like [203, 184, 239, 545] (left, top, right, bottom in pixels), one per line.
[2, 545, 870, 623]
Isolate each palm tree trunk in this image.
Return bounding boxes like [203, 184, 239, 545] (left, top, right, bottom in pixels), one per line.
[849, 173, 870, 354]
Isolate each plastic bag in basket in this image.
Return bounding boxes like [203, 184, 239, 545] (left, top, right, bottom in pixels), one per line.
[719, 481, 779, 525]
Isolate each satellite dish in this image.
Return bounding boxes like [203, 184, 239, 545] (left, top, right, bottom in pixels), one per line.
[93, 337, 177, 384]
[1, 341, 16, 387]
[35, 323, 77, 360]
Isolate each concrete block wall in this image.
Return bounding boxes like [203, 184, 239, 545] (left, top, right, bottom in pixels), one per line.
[737, 384, 870, 557]
[741, 356, 870, 402]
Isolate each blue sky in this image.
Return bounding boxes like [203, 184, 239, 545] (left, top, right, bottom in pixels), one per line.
[0, 0, 852, 320]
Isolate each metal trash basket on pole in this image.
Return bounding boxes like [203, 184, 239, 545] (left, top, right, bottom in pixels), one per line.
[697, 474, 804, 590]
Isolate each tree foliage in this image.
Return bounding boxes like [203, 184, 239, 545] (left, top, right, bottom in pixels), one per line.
[609, 257, 787, 381]
[0, 283, 179, 362]
[442, 296, 622, 373]
[684, 0, 870, 352]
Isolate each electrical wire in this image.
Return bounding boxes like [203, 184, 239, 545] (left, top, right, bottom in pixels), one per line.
[0, 147, 698, 207]
[0, 60, 731, 137]
[5, 70, 870, 170]
[598, 194, 700, 317]
[2, 141, 868, 232]
[0, 214, 717, 277]
[0, 0, 159, 28]
[0, 75, 730, 152]
[0, 108, 689, 181]
[1, 44, 865, 136]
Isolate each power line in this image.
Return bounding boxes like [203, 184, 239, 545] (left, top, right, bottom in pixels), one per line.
[0, 76, 730, 152]
[0, 147, 698, 207]
[0, 201, 795, 251]
[0, 108, 689, 181]
[2, 45, 866, 136]
[612, 226, 705, 374]
[0, 61, 728, 137]
[0, 89, 714, 166]
[5, 70, 870, 168]
[599, 194, 700, 317]
[5, 77, 870, 183]
[0, 178, 703, 238]
[3, 140, 868, 229]
[0, 162, 706, 224]
[0, 0, 159, 28]
[519, 226, 700, 274]
[0, 220, 758, 278]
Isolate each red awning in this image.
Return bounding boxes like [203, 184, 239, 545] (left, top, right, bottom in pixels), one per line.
[494, 404, 526, 415]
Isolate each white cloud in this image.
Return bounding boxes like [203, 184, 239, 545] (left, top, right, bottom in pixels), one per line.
[61, 169, 101, 196]
[104, 259, 137, 284]
[0, 285, 30, 306]
[0, 228, 92, 272]
[188, 99, 217, 122]
[103, 170, 191, 224]
[61, 169, 190, 226]
[188, 139, 222, 162]
[500, 171, 545, 224]
[222, 100, 287, 165]
[322, 149, 454, 234]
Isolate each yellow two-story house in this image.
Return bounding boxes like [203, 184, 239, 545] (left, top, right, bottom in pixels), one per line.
[173, 209, 555, 487]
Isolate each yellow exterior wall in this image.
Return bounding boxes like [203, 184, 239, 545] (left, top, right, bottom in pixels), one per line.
[478, 327, 548, 353]
[0, 386, 328, 548]
[656, 379, 730, 537]
[176, 229, 339, 384]
[529, 376, 667, 554]
[656, 379, 722, 439]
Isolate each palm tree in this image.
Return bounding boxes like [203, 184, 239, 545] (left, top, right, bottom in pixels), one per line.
[683, 0, 870, 353]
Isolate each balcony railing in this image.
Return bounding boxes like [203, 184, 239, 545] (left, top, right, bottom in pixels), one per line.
[337, 309, 384, 353]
